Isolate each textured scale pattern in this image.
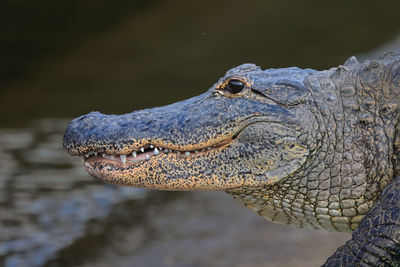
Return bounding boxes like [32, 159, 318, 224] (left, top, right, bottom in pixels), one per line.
[323, 176, 400, 266]
[228, 53, 400, 234]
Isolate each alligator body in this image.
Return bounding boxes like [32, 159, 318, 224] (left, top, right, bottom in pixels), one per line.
[64, 52, 400, 266]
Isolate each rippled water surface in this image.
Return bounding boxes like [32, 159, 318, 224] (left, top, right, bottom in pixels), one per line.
[0, 120, 148, 266]
[1, 1, 400, 266]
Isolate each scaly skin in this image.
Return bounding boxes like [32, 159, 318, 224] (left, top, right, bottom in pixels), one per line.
[63, 52, 400, 265]
[323, 175, 400, 266]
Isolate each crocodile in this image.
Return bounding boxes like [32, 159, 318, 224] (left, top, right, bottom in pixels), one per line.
[63, 52, 400, 266]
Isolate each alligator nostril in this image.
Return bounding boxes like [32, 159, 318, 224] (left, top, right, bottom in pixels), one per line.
[77, 111, 103, 122]
[77, 115, 87, 121]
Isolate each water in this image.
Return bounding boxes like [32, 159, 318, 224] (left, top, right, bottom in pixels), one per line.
[1, 1, 400, 266]
[0, 120, 148, 266]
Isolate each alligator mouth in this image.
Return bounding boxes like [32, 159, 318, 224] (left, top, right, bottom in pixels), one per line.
[80, 137, 234, 169]
[65, 114, 287, 190]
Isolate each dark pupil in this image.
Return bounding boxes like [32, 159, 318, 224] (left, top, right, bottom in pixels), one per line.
[227, 79, 244, 93]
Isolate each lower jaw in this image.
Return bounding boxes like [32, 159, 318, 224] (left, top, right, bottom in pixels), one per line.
[83, 160, 231, 191]
[82, 144, 220, 179]
[81, 144, 248, 190]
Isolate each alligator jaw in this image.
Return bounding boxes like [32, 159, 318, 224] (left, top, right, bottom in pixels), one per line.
[80, 137, 240, 190]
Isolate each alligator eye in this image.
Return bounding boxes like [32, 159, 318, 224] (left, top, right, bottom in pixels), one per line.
[226, 79, 245, 94]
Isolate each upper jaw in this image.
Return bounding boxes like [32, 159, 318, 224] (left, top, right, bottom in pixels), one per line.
[63, 89, 296, 157]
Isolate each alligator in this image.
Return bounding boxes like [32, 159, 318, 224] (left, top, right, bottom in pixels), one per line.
[63, 52, 400, 266]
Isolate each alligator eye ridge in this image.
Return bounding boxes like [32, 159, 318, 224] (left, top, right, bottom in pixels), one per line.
[226, 79, 245, 94]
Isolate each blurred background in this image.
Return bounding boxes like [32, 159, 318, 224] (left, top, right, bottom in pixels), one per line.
[1, 0, 400, 266]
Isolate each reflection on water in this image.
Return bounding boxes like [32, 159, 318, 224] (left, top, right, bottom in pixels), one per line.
[0, 119, 147, 267]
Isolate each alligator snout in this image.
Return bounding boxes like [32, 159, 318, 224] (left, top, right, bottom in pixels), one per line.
[63, 111, 118, 155]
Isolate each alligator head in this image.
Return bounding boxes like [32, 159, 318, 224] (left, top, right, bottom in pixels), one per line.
[63, 53, 400, 232]
[63, 64, 318, 191]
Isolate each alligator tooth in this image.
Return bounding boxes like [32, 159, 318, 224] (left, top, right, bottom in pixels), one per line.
[94, 152, 98, 156]
[145, 154, 150, 160]
[110, 155, 115, 160]
[140, 147, 144, 153]
[154, 148, 159, 155]
[207, 147, 211, 151]
[194, 150, 199, 154]
[176, 151, 181, 155]
[159, 147, 163, 151]
[185, 151, 190, 156]
[102, 153, 105, 158]
[84, 153, 89, 158]
[80, 156, 85, 163]
[132, 151, 137, 158]
[120, 155, 126, 164]
[164, 149, 169, 153]
[150, 145, 154, 148]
